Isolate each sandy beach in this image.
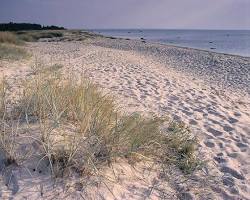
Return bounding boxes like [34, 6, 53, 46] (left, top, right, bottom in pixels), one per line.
[1, 34, 250, 199]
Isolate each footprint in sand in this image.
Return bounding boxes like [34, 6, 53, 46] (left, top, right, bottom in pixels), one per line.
[220, 166, 245, 180]
[228, 117, 238, 124]
[222, 176, 235, 187]
[204, 140, 215, 148]
[236, 142, 248, 150]
[233, 112, 241, 117]
[222, 125, 234, 132]
[227, 152, 239, 159]
[214, 156, 227, 164]
[207, 127, 223, 137]
[189, 119, 198, 125]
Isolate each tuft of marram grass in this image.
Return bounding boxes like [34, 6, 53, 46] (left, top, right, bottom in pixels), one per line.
[0, 32, 28, 60]
[0, 32, 22, 45]
[15, 70, 200, 178]
[0, 79, 22, 168]
[162, 122, 200, 173]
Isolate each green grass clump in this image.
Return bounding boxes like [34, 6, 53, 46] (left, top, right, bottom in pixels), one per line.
[16, 70, 200, 178]
[0, 44, 28, 60]
[162, 122, 200, 173]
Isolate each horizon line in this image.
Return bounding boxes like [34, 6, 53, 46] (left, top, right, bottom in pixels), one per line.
[86, 28, 250, 31]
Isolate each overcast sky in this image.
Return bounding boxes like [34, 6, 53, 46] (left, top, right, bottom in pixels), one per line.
[0, 0, 249, 30]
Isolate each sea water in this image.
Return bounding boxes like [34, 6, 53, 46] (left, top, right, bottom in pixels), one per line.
[91, 29, 250, 57]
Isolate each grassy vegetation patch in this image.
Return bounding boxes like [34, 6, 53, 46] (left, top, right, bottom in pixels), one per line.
[16, 30, 63, 42]
[0, 44, 28, 60]
[0, 31, 22, 45]
[31, 63, 63, 75]
[0, 66, 201, 189]
[0, 32, 29, 60]
[0, 79, 6, 116]
[13, 70, 200, 178]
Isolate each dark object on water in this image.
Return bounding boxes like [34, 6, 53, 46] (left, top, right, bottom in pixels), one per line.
[140, 37, 145, 40]
[210, 47, 216, 50]
[141, 40, 146, 43]
[125, 38, 130, 40]
[209, 41, 213, 43]
[139, 30, 143, 32]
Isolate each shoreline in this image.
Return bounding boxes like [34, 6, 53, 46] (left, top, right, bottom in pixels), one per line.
[90, 36, 250, 97]
[89, 29, 250, 58]
[107, 36, 250, 58]
[148, 39, 250, 58]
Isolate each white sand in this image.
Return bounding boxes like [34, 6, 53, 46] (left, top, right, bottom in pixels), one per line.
[0, 37, 250, 199]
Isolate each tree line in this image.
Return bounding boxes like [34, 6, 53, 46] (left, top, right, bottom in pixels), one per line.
[0, 22, 65, 31]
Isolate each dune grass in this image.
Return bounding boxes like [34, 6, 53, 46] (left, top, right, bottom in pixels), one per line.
[0, 30, 63, 43]
[0, 32, 28, 60]
[0, 79, 19, 167]
[16, 30, 63, 42]
[0, 64, 201, 190]
[12, 70, 200, 178]
[0, 32, 22, 45]
[0, 79, 6, 117]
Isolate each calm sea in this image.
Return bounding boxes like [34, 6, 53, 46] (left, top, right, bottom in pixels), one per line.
[91, 29, 250, 57]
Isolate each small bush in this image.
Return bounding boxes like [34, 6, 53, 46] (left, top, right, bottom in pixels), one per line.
[0, 44, 28, 60]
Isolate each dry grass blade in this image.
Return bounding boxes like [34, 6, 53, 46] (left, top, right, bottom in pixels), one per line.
[0, 79, 6, 117]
